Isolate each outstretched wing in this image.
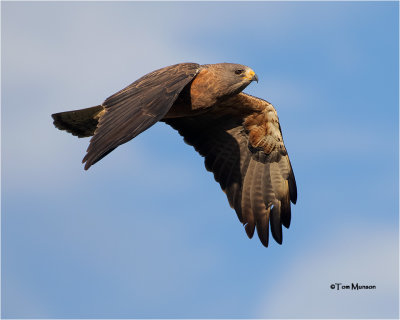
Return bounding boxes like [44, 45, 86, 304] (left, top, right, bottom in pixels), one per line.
[82, 62, 200, 170]
[163, 93, 297, 247]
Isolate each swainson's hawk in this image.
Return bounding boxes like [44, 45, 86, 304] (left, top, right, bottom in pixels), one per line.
[52, 62, 297, 247]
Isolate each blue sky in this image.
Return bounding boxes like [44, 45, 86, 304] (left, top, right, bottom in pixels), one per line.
[2, 1, 399, 318]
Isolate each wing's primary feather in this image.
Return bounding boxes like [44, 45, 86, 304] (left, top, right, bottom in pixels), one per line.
[163, 93, 297, 247]
[82, 63, 200, 170]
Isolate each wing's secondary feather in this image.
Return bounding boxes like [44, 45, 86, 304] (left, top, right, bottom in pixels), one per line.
[82, 62, 200, 169]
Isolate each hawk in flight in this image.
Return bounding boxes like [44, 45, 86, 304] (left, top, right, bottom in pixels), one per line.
[52, 63, 297, 247]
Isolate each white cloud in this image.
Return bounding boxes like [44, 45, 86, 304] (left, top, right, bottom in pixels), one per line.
[257, 223, 399, 318]
[1, 3, 213, 193]
[2, 2, 324, 194]
[2, 272, 52, 317]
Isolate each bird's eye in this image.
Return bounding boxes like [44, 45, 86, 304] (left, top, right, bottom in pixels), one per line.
[235, 69, 244, 75]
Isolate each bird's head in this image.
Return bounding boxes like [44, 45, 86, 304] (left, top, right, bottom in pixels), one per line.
[209, 63, 258, 97]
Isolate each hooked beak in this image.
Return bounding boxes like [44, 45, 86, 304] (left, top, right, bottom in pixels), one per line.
[244, 69, 259, 83]
[252, 73, 259, 83]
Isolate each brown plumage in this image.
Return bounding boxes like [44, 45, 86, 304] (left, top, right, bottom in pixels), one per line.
[52, 62, 297, 247]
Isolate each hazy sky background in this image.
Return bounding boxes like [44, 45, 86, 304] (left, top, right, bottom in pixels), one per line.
[2, 1, 399, 319]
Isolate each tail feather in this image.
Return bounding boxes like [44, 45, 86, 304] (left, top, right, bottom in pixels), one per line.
[52, 105, 105, 138]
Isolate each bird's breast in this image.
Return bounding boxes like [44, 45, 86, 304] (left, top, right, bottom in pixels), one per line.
[164, 68, 222, 118]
